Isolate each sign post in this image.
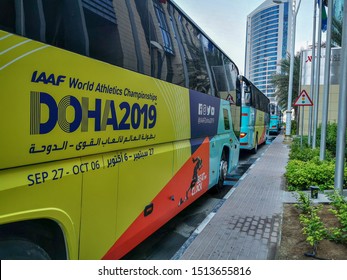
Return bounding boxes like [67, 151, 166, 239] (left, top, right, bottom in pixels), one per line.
[293, 90, 313, 148]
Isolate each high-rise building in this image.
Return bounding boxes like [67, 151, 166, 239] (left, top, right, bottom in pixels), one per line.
[245, 0, 291, 102]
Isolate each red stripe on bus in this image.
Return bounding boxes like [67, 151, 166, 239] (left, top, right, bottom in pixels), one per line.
[102, 137, 210, 260]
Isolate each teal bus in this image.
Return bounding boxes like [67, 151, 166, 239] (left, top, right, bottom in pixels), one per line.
[238, 76, 269, 154]
[269, 103, 282, 135]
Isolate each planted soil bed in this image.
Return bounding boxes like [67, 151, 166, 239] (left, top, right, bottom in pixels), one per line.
[276, 204, 347, 260]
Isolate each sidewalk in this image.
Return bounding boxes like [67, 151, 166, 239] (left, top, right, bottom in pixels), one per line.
[175, 134, 290, 260]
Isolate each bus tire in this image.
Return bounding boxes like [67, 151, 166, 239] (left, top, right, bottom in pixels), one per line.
[218, 152, 228, 189]
[252, 135, 258, 154]
[0, 239, 51, 260]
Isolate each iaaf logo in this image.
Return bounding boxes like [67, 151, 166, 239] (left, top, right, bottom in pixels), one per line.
[198, 103, 215, 116]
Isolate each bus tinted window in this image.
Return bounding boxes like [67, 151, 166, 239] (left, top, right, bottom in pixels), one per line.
[223, 58, 238, 92]
[42, 1, 89, 56]
[0, 0, 15, 33]
[0, 0, 242, 95]
[82, 0, 123, 67]
[177, 17, 210, 94]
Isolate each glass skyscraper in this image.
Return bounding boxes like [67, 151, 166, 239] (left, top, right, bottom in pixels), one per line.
[244, 0, 291, 102]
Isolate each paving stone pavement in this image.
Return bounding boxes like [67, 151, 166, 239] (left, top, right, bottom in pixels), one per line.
[178, 134, 289, 260]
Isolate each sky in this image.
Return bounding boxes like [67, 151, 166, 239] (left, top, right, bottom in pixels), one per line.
[173, 0, 315, 75]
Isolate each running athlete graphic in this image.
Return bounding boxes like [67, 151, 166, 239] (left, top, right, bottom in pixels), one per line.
[179, 157, 203, 206]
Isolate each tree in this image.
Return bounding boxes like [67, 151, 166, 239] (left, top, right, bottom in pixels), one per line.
[271, 53, 301, 116]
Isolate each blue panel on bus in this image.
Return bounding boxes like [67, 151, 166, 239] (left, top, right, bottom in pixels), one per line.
[189, 90, 220, 140]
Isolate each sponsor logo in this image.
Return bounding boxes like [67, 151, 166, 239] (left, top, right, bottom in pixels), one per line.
[198, 103, 215, 116]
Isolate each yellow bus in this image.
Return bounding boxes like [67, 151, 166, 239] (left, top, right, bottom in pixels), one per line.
[0, 0, 240, 259]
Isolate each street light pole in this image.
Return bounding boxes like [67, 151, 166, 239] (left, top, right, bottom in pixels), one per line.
[273, 0, 301, 141]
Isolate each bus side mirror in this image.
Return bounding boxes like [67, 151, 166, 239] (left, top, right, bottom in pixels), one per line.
[236, 89, 241, 106]
[236, 79, 241, 106]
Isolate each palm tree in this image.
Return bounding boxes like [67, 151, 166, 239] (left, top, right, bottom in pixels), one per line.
[271, 53, 301, 114]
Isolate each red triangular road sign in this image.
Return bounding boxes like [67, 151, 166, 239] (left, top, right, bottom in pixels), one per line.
[293, 90, 313, 106]
[226, 94, 235, 105]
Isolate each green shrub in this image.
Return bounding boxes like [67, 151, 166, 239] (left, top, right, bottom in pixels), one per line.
[289, 137, 334, 162]
[289, 146, 320, 161]
[285, 159, 337, 190]
[316, 122, 347, 158]
[326, 192, 347, 244]
[291, 120, 297, 135]
[294, 191, 312, 214]
[300, 205, 327, 250]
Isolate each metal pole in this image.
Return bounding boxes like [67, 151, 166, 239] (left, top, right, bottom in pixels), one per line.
[301, 106, 304, 148]
[312, 0, 323, 148]
[320, 0, 333, 160]
[308, 0, 317, 146]
[298, 50, 304, 138]
[299, 50, 304, 146]
[284, 0, 301, 141]
[334, 0, 347, 194]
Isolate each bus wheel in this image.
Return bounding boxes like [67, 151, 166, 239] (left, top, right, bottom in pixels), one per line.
[0, 239, 51, 260]
[218, 154, 228, 189]
[252, 135, 258, 154]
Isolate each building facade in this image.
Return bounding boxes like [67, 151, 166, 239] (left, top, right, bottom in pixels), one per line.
[245, 0, 291, 102]
[299, 47, 341, 135]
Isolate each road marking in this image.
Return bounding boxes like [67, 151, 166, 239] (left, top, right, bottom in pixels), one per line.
[239, 173, 247, 181]
[223, 187, 236, 200]
[194, 212, 215, 234]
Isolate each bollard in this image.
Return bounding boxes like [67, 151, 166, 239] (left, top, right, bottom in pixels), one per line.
[310, 186, 319, 199]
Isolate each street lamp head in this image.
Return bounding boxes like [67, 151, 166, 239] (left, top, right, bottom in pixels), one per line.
[273, 0, 283, 3]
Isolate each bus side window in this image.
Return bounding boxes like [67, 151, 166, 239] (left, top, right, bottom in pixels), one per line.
[81, 0, 123, 67]
[223, 109, 231, 131]
[176, 16, 211, 94]
[149, 1, 175, 82]
[0, 1, 15, 33]
[43, 0, 89, 56]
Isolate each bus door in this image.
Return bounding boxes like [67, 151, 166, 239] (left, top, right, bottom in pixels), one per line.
[79, 153, 119, 260]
